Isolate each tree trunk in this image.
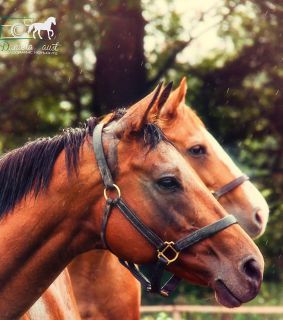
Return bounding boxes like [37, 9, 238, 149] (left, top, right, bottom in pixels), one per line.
[92, 0, 147, 115]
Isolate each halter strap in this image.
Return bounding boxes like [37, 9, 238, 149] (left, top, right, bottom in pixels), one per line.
[92, 122, 115, 188]
[212, 175, 249, 200]
[174, 215, 237, 251]
[92, 123, 238, 296]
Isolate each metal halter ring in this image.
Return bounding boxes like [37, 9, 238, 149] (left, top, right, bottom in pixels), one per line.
[157, 241, 180, 265]
[103, 184, 121, 200]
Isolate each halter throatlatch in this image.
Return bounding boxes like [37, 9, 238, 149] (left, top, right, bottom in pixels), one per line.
[93, 122, 238, 296]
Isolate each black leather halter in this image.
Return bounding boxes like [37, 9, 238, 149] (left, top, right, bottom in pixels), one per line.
[93, 123, 238, 296]
[212, 175, 249, 200]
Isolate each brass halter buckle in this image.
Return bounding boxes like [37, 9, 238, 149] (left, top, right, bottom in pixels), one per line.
[157, 241, 180, 265]
[104, 184, 121, 200]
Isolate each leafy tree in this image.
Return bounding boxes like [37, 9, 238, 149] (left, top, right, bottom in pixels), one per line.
[0, 0, 283, 307]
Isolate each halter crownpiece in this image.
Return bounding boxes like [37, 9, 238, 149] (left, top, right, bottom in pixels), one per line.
[92, 122, 238, 296]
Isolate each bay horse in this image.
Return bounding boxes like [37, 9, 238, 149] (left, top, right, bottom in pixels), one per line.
[0, 84, 264, 319]
[21, 269, 80, 319]
[68, 79, 269, 320]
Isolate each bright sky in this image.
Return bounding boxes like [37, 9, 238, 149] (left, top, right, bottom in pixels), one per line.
[142, 0, 234, 65]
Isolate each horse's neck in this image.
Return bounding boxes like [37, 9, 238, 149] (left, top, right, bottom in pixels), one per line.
[68, 251, 141, 320]
[0, 140, 103, 319]
[69, 250, 117, 281]
[22, 269, 81, 320]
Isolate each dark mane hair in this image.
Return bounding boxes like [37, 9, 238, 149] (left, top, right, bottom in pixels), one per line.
[0, 107, 173, 218]
[0, 117, 98, 217]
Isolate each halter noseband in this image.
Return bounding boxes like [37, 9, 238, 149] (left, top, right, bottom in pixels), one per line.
[93, 123, 238, 296]
[212, 175, 249, 200]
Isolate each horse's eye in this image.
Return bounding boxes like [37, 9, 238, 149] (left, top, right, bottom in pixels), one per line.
[188, 145, 206, 157]
[157, 177, 181, 191]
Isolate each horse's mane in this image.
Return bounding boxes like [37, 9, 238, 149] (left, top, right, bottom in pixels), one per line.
[0, 117, 98, 217]
[0, 85, 172, 218]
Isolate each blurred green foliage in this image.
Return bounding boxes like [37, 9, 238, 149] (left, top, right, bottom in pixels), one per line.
[141, 282, 283, 319]
[141, 313, 283, 320]
[0, 0, 283, 315]
[142, 314, 283, 320]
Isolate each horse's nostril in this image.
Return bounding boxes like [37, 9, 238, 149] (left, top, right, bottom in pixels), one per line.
[254, 209, 263, 228]
[242, 258, 262, 284]
[255, 211, 263, 225]
[251, 208, 267, 238]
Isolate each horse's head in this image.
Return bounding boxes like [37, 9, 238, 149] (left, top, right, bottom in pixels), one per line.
[92, 84, 264, 307]
[151, 78, 269, 239]
[47, 17, 56, 25]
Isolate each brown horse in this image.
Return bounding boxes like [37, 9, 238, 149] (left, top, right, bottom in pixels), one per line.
[21, 269, 80, 319]
[68, 79, 269, 320]
[68, 250, 140, 320]
[0, 84, 263, 319]
[153, 78, 269, 237]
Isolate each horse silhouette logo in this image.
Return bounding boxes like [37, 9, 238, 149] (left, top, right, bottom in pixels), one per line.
[28, 17, 56, 40]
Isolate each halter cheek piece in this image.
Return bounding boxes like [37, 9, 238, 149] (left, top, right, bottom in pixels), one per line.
[93, 123, 238, 296]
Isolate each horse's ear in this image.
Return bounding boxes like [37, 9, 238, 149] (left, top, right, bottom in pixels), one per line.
[149, 82, 173, 119]
[158, 77, 187, 120]
[114, 83, 163, 137]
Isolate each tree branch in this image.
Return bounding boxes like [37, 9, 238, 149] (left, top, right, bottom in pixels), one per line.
[0, 0, 25, 25]
[147, 5, 235, 88]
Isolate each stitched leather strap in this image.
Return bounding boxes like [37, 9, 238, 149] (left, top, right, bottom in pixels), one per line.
[150, 256, 168, 293]
[174, 215, 237, 251]
[93, 123, 114, 188]
[119, 258, 179, 296]
[212, 175, 249, 200]
[101, 199, 115, 249]
[116, 198, 165, 249]
[119, 260, 152, 291]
